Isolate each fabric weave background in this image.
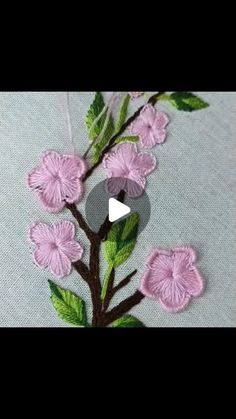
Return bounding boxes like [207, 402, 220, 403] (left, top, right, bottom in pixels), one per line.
[0, 92, 235, 327]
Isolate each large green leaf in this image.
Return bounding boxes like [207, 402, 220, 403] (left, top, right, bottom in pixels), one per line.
[104, 212, 139, 268]
[116, 94, 130, 132]
[112, 315, 145, 328]
[161, 92, 209, 112]
[92, 110, 114, 163]
[85, 92, 115, 163]
[85, 92, 106, 140]
[49, 280, 88, 327]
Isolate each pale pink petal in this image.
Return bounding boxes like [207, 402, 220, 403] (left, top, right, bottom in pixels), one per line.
[130, 117, 147, 135]
[37, 192, 65, 213]
[60, 155, 87, 179]
[37, 179, 64, 213]
[179, 266, 204, 297]
[140, 105, 156, 125]
[154, 112, 169, 129]
[173, 247, 197, 275]
[148, 252, 173, 273]
[152, 128, 167, 145]
[174, 247, 197, 263]
[28, 165, 52, 190]
[49, 249, 72, 278]
[106, 177, 126, 196]
[140, 129, 157, 148]
[159, 281, 191, 313]
[60, 178, 84, 204]
[60, 241, 83, 262]
[140, 270, 172, 299]
[42, 150, 62, 176]
[52, 220, 75, 244]
[28, 222, 54, 245]
[133, 153, 156, 176]
[115, 142, 137, 166]
[33, 244, 53, 268]
[126, 174, 145, 197]
[103, 152, 127, 178]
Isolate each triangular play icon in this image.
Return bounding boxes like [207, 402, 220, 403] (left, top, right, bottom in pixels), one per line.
[108, 198, 131, 222]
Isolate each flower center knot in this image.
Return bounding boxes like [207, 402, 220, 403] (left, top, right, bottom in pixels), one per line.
[49, 242, 58, 250]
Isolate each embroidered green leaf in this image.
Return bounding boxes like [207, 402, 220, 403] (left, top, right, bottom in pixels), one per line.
[161, 92, 209, 112]
[115, 135, 139, 144]
[101, 264, 113, 301]
[85, 92, 106, 140]
[48, 280, 88, 327]
[116, 94, 130, 132]
[112, 315, 145, 328]
[104, 212, 139, 268]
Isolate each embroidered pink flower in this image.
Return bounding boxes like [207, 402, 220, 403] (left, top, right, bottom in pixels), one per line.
[140, 247, 204, 313]
[103, 142, 156, 197]
[28, 151, 87, 213]
[130, 104, 169, 149]
[28, 220, 83, 279]
[129, 92, 143, 99]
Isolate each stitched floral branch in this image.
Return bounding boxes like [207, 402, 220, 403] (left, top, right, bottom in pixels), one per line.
[27, 91, 209, 327]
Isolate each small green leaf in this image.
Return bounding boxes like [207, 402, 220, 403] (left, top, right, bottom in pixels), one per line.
[104, 212, 139, 268]
[48, 280, 88, 327]
[115, 135, 139, 144]
[85, 92, 106, 140]
[116, 94, 130, 132]
[101, 264, 113, 301]
[92, 111, 114, 163]
[112, 315, 145, 328]
[163, 92, 209, 112]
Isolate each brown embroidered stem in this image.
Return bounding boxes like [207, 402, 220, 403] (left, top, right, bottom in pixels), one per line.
[98, 189, 125, 241]
[73, 260, 91, 284]
[99, 290, 145, 327]
[103, 269, 137, 312]
[66, 202, 96, 241]
[89, 238, 103, 327]
[83, 92, 165, 181]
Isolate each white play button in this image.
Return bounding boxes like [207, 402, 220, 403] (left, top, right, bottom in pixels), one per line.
[108, 198, 131, 222]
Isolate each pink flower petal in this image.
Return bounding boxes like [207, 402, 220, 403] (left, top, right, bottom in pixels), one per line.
[52, 220, 75, 244]
[42, 150, 62, 176]
[29, 222, 54, 245]
[159, 281, 191, 313]
[115, 142, 137, 165]
[126, 174, 145, 197]
[140, 104, 156, 125]
[179, 266, 204, 297]
[60, 178, 84, 204]
[133, 153, 156, 176]
[60, 241, 83, 262]
[28, 165, 52, 190]
[140, 270, 171, 299]
[106, 177, 126, 196]
[49, 249, 72, 278]
[60, 155, 87, 179]
[173, 247, 197, 278]
[33, 244, 52, 268]
[103, 152, 127, 178]
[155, 112, 169, 129]
[37, 179, 64, 213]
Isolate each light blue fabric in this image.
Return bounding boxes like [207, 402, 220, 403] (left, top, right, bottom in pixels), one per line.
[0, 92, 235, 327]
